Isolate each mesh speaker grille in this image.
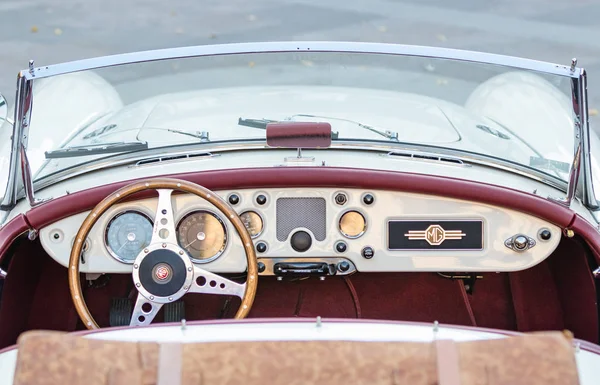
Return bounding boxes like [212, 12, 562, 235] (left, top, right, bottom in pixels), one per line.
[276, 197, 327, 241]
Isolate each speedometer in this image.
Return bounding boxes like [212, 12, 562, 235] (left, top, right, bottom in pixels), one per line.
[177, 210, 227, 263]
[105, 211, 154, 263]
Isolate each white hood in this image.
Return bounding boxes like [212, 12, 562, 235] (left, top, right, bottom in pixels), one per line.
[46, 85, 540, 168]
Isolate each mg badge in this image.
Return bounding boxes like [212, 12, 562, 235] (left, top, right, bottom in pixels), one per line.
[405, 224, 466, 246]
[154, 264, 170, 281]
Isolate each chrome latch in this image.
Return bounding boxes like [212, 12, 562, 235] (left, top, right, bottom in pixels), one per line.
[504, 234, 536, 252]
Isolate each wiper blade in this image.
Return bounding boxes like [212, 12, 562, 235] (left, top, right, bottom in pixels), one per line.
[45, 141, 148, 159]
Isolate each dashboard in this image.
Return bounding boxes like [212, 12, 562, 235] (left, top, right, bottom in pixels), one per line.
[39, 188, 562, 274]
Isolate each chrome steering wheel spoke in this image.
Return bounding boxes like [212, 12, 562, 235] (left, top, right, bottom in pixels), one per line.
[189, 265, 246, 299]
[151, 189, 179, 245]
[130, 292, 164, 327]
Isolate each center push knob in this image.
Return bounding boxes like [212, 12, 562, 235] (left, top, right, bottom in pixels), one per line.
[291, 231, 312, 252]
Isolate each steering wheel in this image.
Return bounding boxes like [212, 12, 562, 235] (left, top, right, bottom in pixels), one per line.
[68, 178, 258, 329]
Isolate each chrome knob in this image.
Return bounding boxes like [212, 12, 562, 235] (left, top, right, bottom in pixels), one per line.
[513, 235, 528, 250]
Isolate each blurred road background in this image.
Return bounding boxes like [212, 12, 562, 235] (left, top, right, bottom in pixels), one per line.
[1, 0, 599, 125]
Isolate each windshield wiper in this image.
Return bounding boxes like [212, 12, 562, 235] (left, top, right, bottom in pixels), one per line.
[166, 128, 210, 142]
[238, 115, 398, 141]
[45, 141, 148, 159]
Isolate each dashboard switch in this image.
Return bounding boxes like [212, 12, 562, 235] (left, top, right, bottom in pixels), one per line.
[361, 246, 374, 259]
[291, 231, 312, 252]
[258, 262, 266, 273]
[338, 261, 351, 272]
[513, 236, 528, 250]
[256, 242, 267, 253]
[363, 193, 374, 205]
[538, 228, 552, 241]
[334, 193, 347, 205]
[335, 241, 347, 253]
[504, 234, 536, 252]
[228, 194, 240, 205]
[256, 194, 267, 205]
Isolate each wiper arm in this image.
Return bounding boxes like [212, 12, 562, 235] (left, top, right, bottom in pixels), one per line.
[238, 115, 398, 141]
[167, 128, 210, 142]
[293, 114, 399, 141]
[45, 141, 148, 159]
[237, 118, 277, 129]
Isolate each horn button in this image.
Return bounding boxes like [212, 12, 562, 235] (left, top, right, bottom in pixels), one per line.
[138, 249, 187, 297]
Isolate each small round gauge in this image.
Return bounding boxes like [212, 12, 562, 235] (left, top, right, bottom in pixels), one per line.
[240, 211, 264, 238]
[177, 210, 227, 263]
[105, 211, 154, 263]
[339, 210, 366, 238]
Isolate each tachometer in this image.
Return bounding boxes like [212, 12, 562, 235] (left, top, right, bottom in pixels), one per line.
[240, 211, 264, 238]
[176, 210, 227, 263]
[105, 211, 154, 263]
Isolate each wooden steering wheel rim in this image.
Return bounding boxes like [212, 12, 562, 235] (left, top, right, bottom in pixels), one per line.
[68, 178, 258, 329]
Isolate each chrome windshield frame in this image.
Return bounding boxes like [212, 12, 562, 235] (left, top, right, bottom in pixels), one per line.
[0, 41, 593, 210]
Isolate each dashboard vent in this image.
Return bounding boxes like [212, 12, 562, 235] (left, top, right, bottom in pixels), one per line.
[276, 197, 327, 242]
[385, 151, 467, 166]
[133, 152, 216, 166]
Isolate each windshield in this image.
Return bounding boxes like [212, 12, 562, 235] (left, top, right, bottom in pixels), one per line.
[22, 51, 576, 184]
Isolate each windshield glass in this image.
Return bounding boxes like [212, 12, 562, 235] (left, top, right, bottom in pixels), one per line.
[24, 51, 576, 183]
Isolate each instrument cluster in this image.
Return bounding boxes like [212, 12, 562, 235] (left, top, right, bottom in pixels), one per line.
[103, 208, 264, 265]
[39, 187, 563, 274]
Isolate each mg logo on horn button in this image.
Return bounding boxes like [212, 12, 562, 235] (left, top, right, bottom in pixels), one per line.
[154, 264, 171, 281]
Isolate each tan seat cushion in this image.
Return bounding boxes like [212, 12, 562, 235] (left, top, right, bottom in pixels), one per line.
[13, 329, 580, 385]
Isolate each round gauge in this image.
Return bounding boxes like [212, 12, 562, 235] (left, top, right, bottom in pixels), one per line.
[105, 211, 154, 263]
[339, 211, 366, 238]
[176, 210, 227, 263]
[240, 211, 264, 238]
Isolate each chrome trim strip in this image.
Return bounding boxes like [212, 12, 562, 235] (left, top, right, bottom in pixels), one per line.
[579, 70, 598, 209]
[0, 75, 27, 210]
[20, 143, 36, 206]
[22, 41, 580, 80]
[28, 141, 569, 194]
[550, 72, 584, 207]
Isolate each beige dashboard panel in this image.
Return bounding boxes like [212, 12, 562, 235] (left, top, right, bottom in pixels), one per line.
[39, 188, 561, 273]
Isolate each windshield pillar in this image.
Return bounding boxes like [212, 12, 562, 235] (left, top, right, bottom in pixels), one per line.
[577, 70, 598, 209]
[0, 72, 34, 210]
